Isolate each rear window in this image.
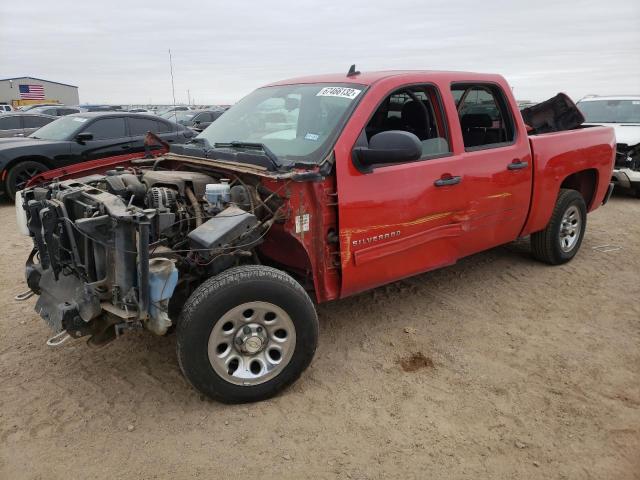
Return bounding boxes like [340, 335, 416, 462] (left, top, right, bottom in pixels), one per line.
[129, 117, 161, 136]
[451, 84, 515, 150]
[154, 119, 173, 133]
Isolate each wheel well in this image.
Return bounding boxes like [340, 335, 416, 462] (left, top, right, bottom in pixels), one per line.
[560, 169, 597, 209]
[3, 155, 53, 177]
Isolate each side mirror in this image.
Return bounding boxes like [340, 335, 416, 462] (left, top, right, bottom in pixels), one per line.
[76, 132, 93, 143]
[352, 130, 422, 173]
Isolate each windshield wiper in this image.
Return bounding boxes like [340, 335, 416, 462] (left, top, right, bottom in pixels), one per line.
[213, 141, 281, 169]
[188, 136, 212, 148]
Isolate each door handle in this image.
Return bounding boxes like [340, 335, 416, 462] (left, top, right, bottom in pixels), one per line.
[434, 175, 461, 187]
[507, 159, 528, 170]
[120, 144, 131, 149]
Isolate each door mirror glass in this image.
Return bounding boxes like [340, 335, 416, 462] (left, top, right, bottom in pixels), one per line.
[352, 130, 422, 173]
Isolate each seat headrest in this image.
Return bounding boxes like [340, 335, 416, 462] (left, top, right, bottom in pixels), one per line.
[461, 113, 492, 129]
[401, 100, 425, 126]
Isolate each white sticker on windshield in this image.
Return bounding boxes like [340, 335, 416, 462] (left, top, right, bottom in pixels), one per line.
[304, 133, 319, 141]
[316, 87, 361, 100]
[72, 117, 88, 122]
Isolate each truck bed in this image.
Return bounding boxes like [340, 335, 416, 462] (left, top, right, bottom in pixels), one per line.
[521, 125, 616, 237]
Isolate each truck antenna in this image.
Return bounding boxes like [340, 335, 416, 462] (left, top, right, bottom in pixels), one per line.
[347, 64, 360, 77]
[169, 49, 178, 126]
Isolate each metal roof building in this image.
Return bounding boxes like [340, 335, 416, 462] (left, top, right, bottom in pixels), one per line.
[0, 76, 79, 107]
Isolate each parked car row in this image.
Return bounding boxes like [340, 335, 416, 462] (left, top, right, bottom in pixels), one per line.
[0, 112, 194, 198]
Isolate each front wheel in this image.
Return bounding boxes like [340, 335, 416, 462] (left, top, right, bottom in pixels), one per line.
[531, 189, 587, 265]
[5, 160, 48, 200]
[176, 265, 318, 404]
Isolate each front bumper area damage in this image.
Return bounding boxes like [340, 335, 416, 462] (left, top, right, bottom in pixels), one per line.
[20, 167, 267, 346]
[23, 179, 171, 345]
[612, 142, 640, 191]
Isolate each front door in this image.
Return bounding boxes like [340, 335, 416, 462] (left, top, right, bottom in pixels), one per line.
[76, 117, 131, 161]
[336, 84, 473, 297]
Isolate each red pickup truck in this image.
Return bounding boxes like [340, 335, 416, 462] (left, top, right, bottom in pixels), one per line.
[17, 70, 615, 403]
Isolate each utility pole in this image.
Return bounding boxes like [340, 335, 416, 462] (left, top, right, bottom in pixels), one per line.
[187, 89, 191, 105]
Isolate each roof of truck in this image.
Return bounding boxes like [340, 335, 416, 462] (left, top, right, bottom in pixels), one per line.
[266, 70, 502, 87]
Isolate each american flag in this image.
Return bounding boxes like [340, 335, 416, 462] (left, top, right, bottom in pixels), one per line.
[18, 84, 45, 100]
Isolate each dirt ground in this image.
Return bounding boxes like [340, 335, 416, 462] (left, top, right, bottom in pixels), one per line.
[1, 193, 639, 480]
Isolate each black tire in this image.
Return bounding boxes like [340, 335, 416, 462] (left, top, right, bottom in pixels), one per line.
[176, 265, 318, 404]
[531, 189, 587, 265]
[5, 160, 48, 200]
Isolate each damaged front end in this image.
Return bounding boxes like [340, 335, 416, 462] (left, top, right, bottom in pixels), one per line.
[18, 167, 276, 345]
[613, 142, 640, 194]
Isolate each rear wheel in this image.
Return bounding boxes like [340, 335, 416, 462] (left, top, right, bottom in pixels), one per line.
[5, 160, 48, 200]
[176, 265, 318, 404]
[531, 189, 587, 265]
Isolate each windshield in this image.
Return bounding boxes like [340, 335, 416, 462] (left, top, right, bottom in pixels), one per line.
[578, 99, 640, 124]
[197, 83, 366, 166]
[29, 115, 89, 140]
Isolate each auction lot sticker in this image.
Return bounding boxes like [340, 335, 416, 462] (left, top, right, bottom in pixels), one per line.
[316, 87, 361, 100]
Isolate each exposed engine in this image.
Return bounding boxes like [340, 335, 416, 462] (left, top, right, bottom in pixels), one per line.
[18, 167, 281, 345]
[615, 142, 640, 170]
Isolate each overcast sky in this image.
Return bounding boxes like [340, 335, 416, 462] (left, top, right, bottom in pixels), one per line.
[1, 0, 639, 105]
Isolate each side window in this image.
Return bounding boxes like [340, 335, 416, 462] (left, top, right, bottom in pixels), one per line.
[451, 84, 515, 149]
[24, 116, 53, 128]
[60, 108, 79, 116]
[0, 116, 21, 130]
[129, 117, 161, 136]
[363, 85, 450, 159]
[154, 120, 173, 133]
[86, 118, 126, 139]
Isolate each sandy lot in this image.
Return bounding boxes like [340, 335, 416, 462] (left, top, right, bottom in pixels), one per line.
[1, 194, 639, 480]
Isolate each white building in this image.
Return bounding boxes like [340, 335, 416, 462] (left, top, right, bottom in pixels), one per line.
[0, 76, 79, 108]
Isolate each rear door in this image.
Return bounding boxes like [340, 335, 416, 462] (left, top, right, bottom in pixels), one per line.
[449, 83, 532, 255]
[337, 83, 474, 296]
[127, 116, 162, 153]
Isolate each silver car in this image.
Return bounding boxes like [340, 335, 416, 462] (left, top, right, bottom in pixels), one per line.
[0, 113, 57, 138]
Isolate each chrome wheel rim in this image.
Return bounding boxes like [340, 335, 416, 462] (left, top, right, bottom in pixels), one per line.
[559, 205, 581, 252]
[207, 301, 296, 386]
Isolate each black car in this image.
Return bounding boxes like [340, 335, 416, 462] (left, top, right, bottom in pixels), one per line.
[0, 112, 193, 199]
[169, 109, 225, 131]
